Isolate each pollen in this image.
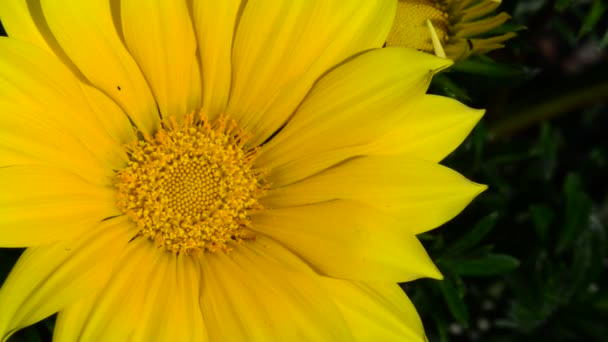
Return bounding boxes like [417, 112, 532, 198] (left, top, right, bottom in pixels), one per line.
[115, 113, 264, 254]
[386, 0, 449, 53]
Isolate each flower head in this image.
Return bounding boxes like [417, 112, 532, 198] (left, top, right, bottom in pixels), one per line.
[387, 0, 516, 60]
[0, 0, 485, 340]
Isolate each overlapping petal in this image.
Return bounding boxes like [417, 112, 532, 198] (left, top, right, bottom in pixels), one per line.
[200, 235, 353, 341]
[0, 166, 120, 247]
[40, 0, 160, 135]
[80, 84, 137, 146]
[257, 47, 452, 187]
[365, 94, 484, 162]
[121, 0, 201, 121]
[0, 0, 90, 81]
[0, 0, 53, 52]
[0, 217, 133, 340]
[262, 155, 486, 234]
[192, 0, 241, 120]
[253, 200, 441, 282]
[0, 38, 127, 181]
[53, 237, 207, 342]
[320, 279, 427, 341]
[226, 0, 397, 146]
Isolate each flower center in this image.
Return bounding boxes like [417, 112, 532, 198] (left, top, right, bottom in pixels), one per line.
[386, 0, 450, 53]
[115, 113, 263, 254]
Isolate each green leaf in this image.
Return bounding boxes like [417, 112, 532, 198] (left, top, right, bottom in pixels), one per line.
[601, 27, 608, 48]
[529, 204, 554, 243]
[443, 212, 499, 257]
[593, 291, 608, 311]
[537, 123, 560, 180]
[433, 316, 449, 342]
[556, 174, 593, 253]
[438, 277, 469, 327]
[567, 214, 606, 297]
[578, 0, 607, 38]
[451, 58, 529, 79]
[429, 73, 471, 103]
[554, 0, 572, 12]
[451, 254, 520, 276]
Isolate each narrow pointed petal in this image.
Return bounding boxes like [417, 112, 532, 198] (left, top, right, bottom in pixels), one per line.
[0, 217, 133, 341]
[80, 84, 137, 146]
[188, 57, 203, 112]
[0, 0, 85, 78]
[121, 0, 200, 120]
[0, 166, 120, 247]
[192, 0, 241, 119]
[62, 238, 208, 341]
[461, 0, 502, 22]
[129, 254, 207, 341]
[454, 12, 511, 37]
[321, 279, 427, 341]
[200, 236, 353, 341]
[262, 156, 487, 234]
[0, 0, 53, 52]
[253, 200, 441, 282]
[257, 48, 452, 187]
[227, 0, 397, 146]
[0, 38, 128, 181]
[40, 0, 160, 134]
[67, 238, 162, 341]
[52, 295, 96, 342]
[365, 94, 484, 162]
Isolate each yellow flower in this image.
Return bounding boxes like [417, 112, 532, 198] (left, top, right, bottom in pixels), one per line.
[0, 0, 485, 340]
[387, 0, 516, 60]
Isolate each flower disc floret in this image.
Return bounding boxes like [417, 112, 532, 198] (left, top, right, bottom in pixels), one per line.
[115, 113, 263, 254]
[387, 0, 516, 61]
[387, 0, 450, 53]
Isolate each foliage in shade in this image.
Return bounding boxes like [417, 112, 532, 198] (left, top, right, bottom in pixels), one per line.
[409, 1, 608, 341]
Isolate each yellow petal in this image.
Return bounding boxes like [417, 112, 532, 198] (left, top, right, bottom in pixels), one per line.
[60, 240, 207, 341]
[60, 238, 175, 341]
[188, 55, 203, 112]
[0, 0, 53, 52]
[0, 217, 133, 341]
[469, 32, 518, 55]
[365, 94, 484, 162]
[454, 12, 512, 38]
[200, 235, 353, 341]
[52, 295, 97, 342]
[227, 0, 397, 146]
[40, 0, 160, 135]
[129, 253, 207, 341]
[0, 166, 119, 247]
[0, 1, 85, 80]
[121, 0, 200, 120]
[192, 0, 241, 120]
[58, 241, 208, 341]
[262, 155, 487, 234]
[321, 279, 427, 341]
[257, 47, 452, 187]
[80, 84, 137, 146]
[0, 38, 128, 181]
[461, 0, 502, 22]
[253, 200, 441, 282]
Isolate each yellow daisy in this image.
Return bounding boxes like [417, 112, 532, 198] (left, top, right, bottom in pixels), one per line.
[0, 0, 485, 341]
[387, 0, 516, 60]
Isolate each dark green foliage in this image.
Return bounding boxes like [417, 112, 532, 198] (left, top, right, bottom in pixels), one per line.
[413, 1, 608, 341]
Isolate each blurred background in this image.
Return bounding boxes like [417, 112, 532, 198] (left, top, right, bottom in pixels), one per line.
[1, 0, 607, 341]
[408, 0, 608, 341]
